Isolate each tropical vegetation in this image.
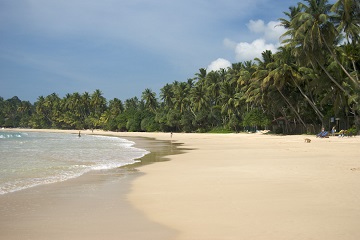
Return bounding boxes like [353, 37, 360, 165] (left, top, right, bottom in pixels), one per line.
[1, 0, 359, 134]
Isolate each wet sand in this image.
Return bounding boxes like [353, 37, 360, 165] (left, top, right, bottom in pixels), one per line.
[0, 132, 179, 240]
[2, 129, 360, 240]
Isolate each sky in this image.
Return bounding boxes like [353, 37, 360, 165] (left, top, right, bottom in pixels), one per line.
[0, 0, 301, 103]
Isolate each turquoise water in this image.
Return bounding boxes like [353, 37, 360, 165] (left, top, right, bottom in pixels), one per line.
[0, 131, 149, 194]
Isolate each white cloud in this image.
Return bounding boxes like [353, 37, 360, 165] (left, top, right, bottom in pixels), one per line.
[247, 19, 266, 33]
[224, 19, 286, 62]
[247, 19, 285, 42]
[264, 21, 286, 41]
[207, 58, 232, 72]
[235, 39, 278, 62]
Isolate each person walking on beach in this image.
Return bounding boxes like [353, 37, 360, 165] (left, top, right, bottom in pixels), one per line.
[332, 126, 336, 136]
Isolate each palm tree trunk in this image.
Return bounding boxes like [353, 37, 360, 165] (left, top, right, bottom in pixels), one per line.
[314, 58, 355, 99]
[321, 34, 359, 88]
[291, 76, 324, 120]
[351, 60, 359, 82]
[276, 87, 307, 129]
[189, 107, 197, 118]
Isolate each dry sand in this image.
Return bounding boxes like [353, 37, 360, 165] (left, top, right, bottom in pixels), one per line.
[1, 129, 360, 240]
[126, 132, 360, 240]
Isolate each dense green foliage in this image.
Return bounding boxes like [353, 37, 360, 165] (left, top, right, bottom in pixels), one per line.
[1, 0, 359, 134]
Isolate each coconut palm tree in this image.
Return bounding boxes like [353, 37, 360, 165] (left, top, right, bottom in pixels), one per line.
[172, 81, 190, 114]
[270, 46, 325, 122]
[142, 88, 158, 113]
[205, 71, 222, 106]
[331, 0, 360, 44]
[293, 0, 358, 88]
[332, 0, 360, 83]
[194, 68, 207, 83]
[255, 50, 307, 128]
[190, 80, 209, 114]
[90, 89, 106, 118]
[160, 83, 175, 108]
[219, 80, 237, 125]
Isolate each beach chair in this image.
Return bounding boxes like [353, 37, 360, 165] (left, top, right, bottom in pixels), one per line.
[316, 131, 329, 138]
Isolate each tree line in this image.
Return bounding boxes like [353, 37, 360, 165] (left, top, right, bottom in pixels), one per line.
[1, 0, 359, 134]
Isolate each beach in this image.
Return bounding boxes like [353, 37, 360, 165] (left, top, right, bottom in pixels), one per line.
[0, 130, 178, 240]
[1, 130, 360, 239]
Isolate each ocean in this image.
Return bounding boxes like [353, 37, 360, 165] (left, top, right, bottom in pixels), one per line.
[0, 131, 149, 195]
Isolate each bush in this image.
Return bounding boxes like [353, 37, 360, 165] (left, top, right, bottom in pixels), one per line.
[242, 109, 270, 130]
[346, 127, 358, 136]
[141, 117, 159, 132]
[208, 126, 232, 133]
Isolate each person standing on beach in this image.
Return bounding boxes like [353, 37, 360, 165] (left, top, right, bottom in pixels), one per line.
[332, 126, 336, 136]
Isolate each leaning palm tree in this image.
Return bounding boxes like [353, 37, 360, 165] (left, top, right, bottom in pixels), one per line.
[270, 46, 325, 122]
[331, 0, 360, 82]
[293, 0, 359, 88]
[331, 0, 360, 44]
[254, 50, 307, 128]
[282, 1, 350, 98]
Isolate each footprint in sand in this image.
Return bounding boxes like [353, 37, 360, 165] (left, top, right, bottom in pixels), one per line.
[350, 167, 360, 171]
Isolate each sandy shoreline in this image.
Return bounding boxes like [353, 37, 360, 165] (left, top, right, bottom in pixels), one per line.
[0, 129, 179, 240]
[1, 129, 360, 239]
[129, 132, 360, 240]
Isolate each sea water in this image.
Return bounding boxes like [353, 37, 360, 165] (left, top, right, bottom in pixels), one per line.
[0, 131, 149, 195]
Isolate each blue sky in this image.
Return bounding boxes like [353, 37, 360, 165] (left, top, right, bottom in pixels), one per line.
[0, 0, 301, 103]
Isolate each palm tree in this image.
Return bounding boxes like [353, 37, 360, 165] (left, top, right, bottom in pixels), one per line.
[108, 98, 124, 116]
[194, 68, 207, 83]
[142, 88, 158, 112]
[34, 95, 51, 128]
[125, 97, 140, 111]
[331, 0, 360, 44]
[331, 0, 360, 82]
[205, 71, 222, 106]
[17, 100, 32, 116]
[255, 50, 308, 129]
[293, 0, 358, 88]
[80, 92, 91, 120]
[172, 82, 190, 113]
[271, 46, 325, 122]
[219, 81, 237, 124]
[191, 84, 208, 112]
[90, 89, 106, 118]
[160, 83, 175, 108]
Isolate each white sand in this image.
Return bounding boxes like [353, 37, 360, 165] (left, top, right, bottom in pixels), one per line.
[2, 129, 360, 239]
[126, 132, 360, 240]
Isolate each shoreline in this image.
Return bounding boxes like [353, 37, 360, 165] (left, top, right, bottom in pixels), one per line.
[0, 129, 180, 240]
[2, 129, 360, 239]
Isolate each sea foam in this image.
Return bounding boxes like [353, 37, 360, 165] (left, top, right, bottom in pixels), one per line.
[0, 131, 149, 194]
